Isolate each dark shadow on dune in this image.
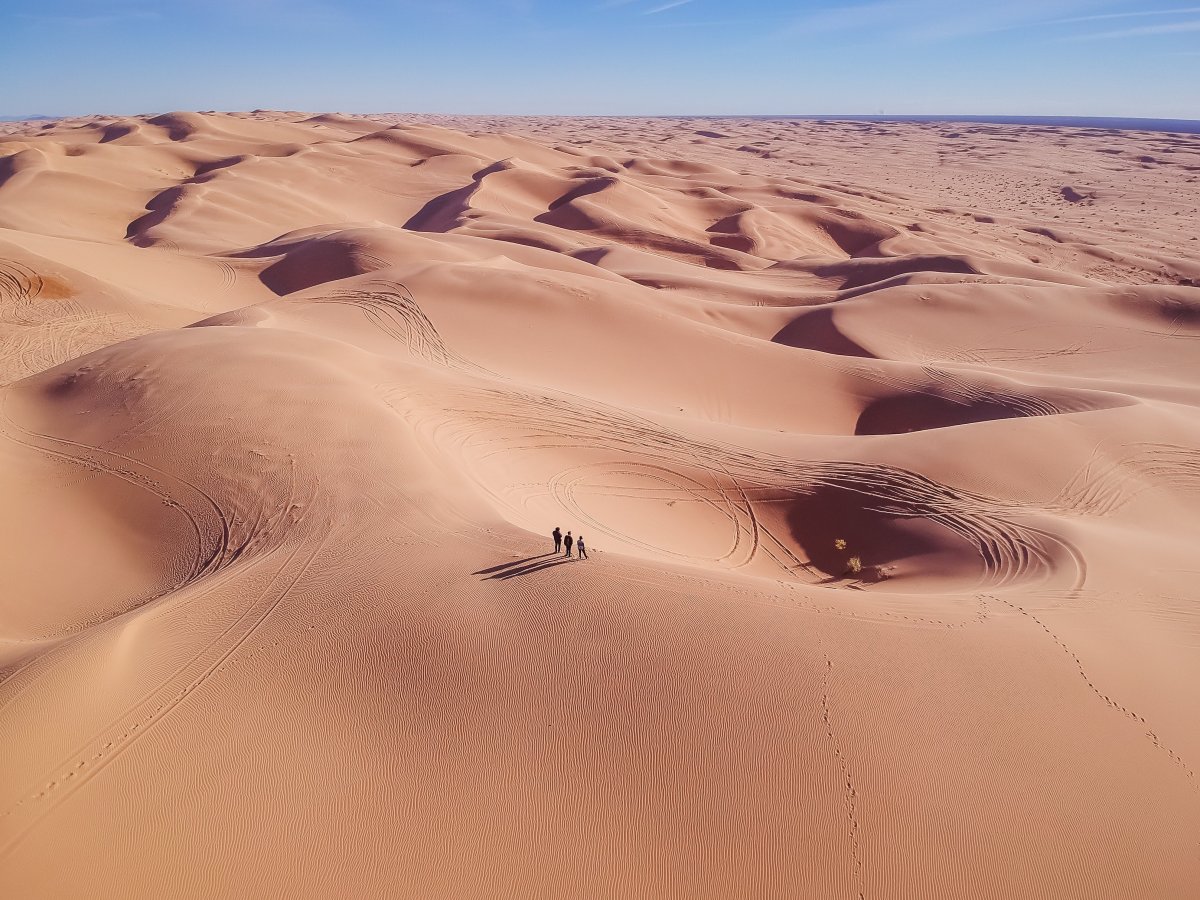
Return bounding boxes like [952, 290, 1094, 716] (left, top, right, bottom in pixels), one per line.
[403, 181, 478, 233]
[193, 155, 247, 178]
[100, 122, 138, 143]
[146, 112, 202, 141]
[241, 234, 389, 295]
[570, 247, 615, 267]
[0, 156, 18, 188]
[855, 393, 1029, 435]
[404, 159, 510, 233]
[812, 254, 978, 290]
[857, 384, 1123, 435]
[489, 557, 576, 580]
[125, 186, 187, 245]
[784, 482, 957, 579]
[545, 176, 617, 212]
[472, 553, 556, 576]
[772, 307, 876, 358]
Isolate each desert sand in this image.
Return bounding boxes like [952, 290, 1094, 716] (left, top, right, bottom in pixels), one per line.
[1, 110, 1199, 898]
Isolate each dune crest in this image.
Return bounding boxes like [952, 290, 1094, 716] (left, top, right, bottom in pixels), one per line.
[2, 111, 1199, 899]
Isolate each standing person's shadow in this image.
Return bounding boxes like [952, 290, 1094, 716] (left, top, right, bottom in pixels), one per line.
[472, 553, 573, 580]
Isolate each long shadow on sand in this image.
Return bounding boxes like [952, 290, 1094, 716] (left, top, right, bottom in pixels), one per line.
[472, 553, 557, 576]
[473, 553, 583, 579]
[473, 554, 579, 580]
[490, 558, 578, 580]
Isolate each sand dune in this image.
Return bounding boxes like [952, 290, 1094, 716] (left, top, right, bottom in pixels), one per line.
[2, 111, 1200, 898]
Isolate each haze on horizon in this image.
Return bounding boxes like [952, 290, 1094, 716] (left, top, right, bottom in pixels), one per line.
[2, 0, 1199, 119]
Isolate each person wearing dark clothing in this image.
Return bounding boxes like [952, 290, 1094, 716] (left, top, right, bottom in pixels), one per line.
[577, 536, 588, 559]
[564, 531, 574, 558]
[552, 527, 562, 554]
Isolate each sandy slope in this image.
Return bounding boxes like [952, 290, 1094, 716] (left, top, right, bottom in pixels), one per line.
[1, 111, 1199, 899]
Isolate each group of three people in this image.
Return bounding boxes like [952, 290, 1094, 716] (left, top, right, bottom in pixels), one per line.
[551, 526, 588, 559]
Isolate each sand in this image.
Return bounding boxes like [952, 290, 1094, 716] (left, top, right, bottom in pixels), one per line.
[1, 110, 1199, 899]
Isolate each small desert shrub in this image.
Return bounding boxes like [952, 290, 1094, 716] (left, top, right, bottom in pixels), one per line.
[833, 538, 864, 578]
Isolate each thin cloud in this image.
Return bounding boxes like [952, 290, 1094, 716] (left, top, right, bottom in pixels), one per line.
[14, 11, 161, 27]
[644, 0, 696, 13]
[180, 0, 347, 26]
[783, 0, 1116, 42]
[1051, 6, 1200, 24]
[647, 17, 788, 28]
[1067, 18, 1200, 39]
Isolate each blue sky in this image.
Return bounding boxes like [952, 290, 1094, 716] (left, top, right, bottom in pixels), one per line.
[2, 1, 1199, 117]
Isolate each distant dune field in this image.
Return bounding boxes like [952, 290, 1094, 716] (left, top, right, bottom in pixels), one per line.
[1, 110, 1199, 899]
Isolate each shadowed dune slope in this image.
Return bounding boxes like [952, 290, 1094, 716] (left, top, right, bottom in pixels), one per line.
[2, 111, 1200, 899]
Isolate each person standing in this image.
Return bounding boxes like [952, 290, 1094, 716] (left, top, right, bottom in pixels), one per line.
[563, 531, 574, 558]
[577, 535, 588, 559]
[552, 526, 562, 554]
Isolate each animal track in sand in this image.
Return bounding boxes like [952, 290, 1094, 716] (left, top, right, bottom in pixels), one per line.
[820, 651, 866, 900]
[992, 596, 1197, 787]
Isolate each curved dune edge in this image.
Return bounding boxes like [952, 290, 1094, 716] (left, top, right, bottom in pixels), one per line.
[1, 112, 1200, 899]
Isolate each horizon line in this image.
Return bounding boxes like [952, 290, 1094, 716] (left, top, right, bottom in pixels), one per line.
[5, 111, 1200, 129]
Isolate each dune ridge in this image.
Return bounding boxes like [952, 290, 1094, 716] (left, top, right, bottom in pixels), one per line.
[1, 111, 1199, 899]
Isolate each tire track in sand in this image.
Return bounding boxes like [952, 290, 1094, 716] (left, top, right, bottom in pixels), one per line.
[418, 384, 1085, 590]
[0, 398, 305, 716]
[546, 461, 762, 569]
[0, 397, 234, 586]
[1049, 441, 1200, 518]
[306, 280, 493, 375]
[0, 260, 46, 326]
[0, 497, 332, 858]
